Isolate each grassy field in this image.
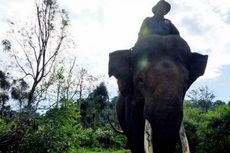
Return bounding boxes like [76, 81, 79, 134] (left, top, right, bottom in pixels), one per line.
[77, 148, 131, 153]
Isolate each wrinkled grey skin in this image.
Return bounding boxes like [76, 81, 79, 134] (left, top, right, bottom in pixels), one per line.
[109, 35, 208, 153]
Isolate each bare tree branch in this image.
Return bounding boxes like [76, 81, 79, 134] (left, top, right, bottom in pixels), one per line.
[28, 40, 38, 62]
[13, 33, 35, 77]
[13, 55, 33, 78]
[4, 0, 70, 113]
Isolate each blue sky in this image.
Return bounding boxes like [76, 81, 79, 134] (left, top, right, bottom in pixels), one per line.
[0, 0, 230, 102]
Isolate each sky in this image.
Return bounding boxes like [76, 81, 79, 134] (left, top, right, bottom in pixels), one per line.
[0, 0, 230, 102]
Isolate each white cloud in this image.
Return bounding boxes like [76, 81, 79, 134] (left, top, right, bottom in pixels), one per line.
[167, 0, 230, 79]
[1, 0, 230, 96]
[58, 0, 230, 80]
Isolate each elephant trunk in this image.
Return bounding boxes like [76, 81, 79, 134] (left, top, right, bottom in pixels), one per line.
[143, 96, 183, 153]
[144, 120, 191, 153]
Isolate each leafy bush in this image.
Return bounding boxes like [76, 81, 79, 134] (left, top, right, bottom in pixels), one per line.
[78, 127, 98, 147]
[182, 104, 230, 153]
[94, 126, 127, 149]
[18, 99, 84, 153]
[196, 105, 230, 153]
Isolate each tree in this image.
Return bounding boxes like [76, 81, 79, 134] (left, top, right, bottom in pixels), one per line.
[88, 82, 109, 112]
[187, 86, 215, 111]
[76, 68, 98, 100]
[2, 0, 70, 113]
[80, 82, 109, 128]
[0, 71, 10, 117]
[43, 58, 98, 109]
[11, 79, 29, 112]
[54, 62, 98, 102]
[212, 100, 226, 108]
[0, 70, 30, 116]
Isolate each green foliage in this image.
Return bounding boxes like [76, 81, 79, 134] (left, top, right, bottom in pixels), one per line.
[196, 105, 230, 153]
[0, 118, 14, 133]
[94, 126, 127, 149]
[77, 148, 130, 153]
[0, 97, 127, 153]
[19, 99, 82, 153]
[80, 82, 110, 128]
[183, 103, 230, 153]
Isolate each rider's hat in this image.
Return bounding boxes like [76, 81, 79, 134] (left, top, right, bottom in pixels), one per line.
[152, 0, 171, 15]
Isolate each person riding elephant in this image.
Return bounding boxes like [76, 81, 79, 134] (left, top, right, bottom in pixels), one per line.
[137, 0, 179, 42]
[118, 0, 180, 97]
[108, 2, 208, 153]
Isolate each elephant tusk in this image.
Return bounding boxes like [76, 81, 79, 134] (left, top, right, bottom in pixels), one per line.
[179, 122, 190, 153]
[144, 120, 153, 153]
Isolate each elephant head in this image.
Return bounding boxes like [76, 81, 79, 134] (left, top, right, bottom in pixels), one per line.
[109, 35, 208, 153]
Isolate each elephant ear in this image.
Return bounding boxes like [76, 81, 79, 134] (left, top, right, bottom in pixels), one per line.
[109, 50, 133, 96]
[187, 53, 208, 87]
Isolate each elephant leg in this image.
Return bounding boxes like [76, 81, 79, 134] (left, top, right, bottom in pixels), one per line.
[128, 103, 145, 153]
[117, 95, 145, 153]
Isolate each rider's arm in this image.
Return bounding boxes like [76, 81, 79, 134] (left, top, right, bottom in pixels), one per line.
[169, 21, 180, 35]
[137, 17, 151, 40]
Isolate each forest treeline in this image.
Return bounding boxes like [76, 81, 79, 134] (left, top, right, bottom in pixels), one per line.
[0, 0, 229, 153]
[0, 76, 229, 153]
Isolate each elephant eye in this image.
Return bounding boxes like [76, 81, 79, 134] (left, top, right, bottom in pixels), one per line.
[137, 77, 144, 86]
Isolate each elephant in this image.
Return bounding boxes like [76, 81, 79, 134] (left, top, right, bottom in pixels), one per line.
[108, 34, 208, 153]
